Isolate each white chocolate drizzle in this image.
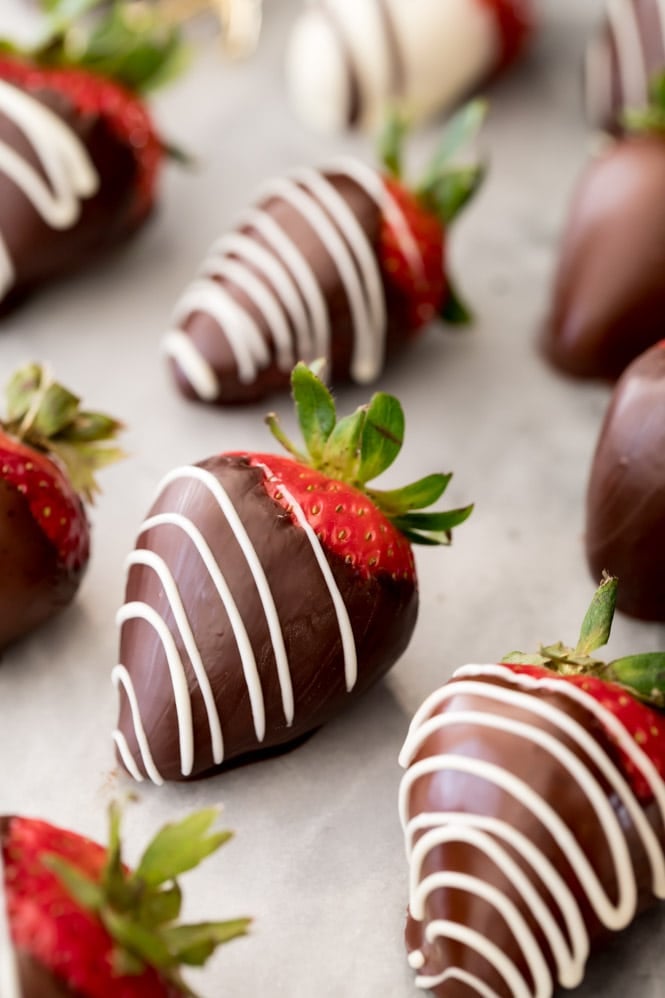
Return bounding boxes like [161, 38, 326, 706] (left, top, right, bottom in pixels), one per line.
[0, 79, 99, 301]
[114, 462, 359, 783]
[585, 0, 665, 127]
[0, 838, 21, 998]
[165, 159, 422, 400]
[399, 664, 665, 997]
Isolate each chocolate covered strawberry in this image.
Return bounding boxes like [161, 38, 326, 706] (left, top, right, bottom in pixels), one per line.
[0, 362, 123, 649]
[114, 362, 472, 783]
[400, 576, 665, 998]
[285, 0, 534, 133]
[543, 74, 665, 380]
[586, 341, 665, 621]
[164, 102, 485, 405]
[0, 805, 250, 998]
[0, 0, 187, 312]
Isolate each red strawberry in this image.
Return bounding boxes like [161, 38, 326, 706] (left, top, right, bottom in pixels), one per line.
[0, 362, 124, 650]
[164, 102, 485, 406]
[400, 576, 665, 997]
[114, 361, 473, 783]
[0, 1, 186, 312]
[1, 805, 250, 998]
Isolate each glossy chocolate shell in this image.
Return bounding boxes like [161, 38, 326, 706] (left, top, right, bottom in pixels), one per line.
[114, 454, 417, 783]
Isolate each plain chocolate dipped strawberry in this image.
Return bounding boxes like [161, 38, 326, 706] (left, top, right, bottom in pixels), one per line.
[114, 362, 472, 783]
[399, 576, 665, 998]
[543, 76, 665, 380]
[164, 102, 485, 405]
[0, 805, 249, 998]
[585, 0, 665, 135]
[0, 362, 123, 650]
[586, 341, 665, 620]
[0, 0, 187, 313]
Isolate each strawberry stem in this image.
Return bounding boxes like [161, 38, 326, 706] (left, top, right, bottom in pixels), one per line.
[623, 71, 665, 135]
[266, 362, 473, 547]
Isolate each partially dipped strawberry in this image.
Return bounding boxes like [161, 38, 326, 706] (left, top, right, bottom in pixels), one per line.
[0, 0, 187, 312]
[164, 102, 485, 405]
[1, 805, 250, 998]
[543, 74, 665, 380]
[0, 362, 124, 649]
[114, 361, 472, 783]
[400, 576, 665, 998]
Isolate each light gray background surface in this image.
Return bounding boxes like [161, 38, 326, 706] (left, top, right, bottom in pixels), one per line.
[2, 1, 665, 995]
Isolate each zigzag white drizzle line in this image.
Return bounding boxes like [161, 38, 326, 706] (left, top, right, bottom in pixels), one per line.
[204, 232, 312, 359]
[607, 0, 649, 107]
[287, 165, 387, 381]
[399, 664, 665, 996]
[236, 207, 330, 359]
[0, 837, 21, 998]
[422, 919, 532, 998]
[403, 681, 665, 900]
[125, 548, 224, 765]
[0, 81, 98, 300]
[171, 278, 270, 385]
[406, 813, 587, 988]
[327, 156, 426, 284]
[414, 968, 498, 998]
[116, 601, 195, 777]
[199, 255, 294, 372]
[255, 459, 358, 691]
[162, 329, 220, 401]
[112, 664, 161, 784]
[158, 465, 294, 725]
[255, 175, 379, 384]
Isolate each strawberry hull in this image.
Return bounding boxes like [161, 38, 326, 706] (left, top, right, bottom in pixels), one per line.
[115, 455, 418, 783]
[0, 478, 85, 650]
[0, 66, 157, 313]
[399, 664, 665, 997]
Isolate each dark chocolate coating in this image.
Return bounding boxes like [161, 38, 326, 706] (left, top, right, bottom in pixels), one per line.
[585, 0, 665, 135]
[0, 479, 84, 650]
[116, 455, 417, 781]
[16, 951, 82, 998]
[0, 78, 148, 314]
[542, 134, 665, 380]
[402, 671, 664, 996]
[586, 342, 665, 619]
[168, 169, 423, 406]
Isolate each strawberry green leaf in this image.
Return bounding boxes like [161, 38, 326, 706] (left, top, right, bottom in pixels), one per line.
[366, 473, 452, 515]
[424, 163, 486, 226]
[392, 505, 474, 544]
[162, 919, 252, 965]
[604, 653, 665, 707]
[49, 440, 127, 503]
[43, 855, 105, 911]
[102, 908, 172, 969]
[502, 651, 551, 667]
[440, 276, 473, 326]
[111, 946, 145, 978]
[59, 411, 124, 443]
[378, 109, 409, 179]
[139, 883, 183, 930]
[419, 99, 488, 192]
[5, 363, 42, 422]
[575, 575, 618, 657]
[265, 413, 308, 463]
[358, 393, 404, 484]
[292, 361, 337, 463]
[321, 408, 366, 481]
[135, 808, 232, 888]
[32, 382, 81, 437]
